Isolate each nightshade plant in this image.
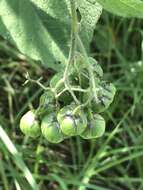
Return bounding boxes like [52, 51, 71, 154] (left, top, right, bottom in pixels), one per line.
[1, 0, 143, 143]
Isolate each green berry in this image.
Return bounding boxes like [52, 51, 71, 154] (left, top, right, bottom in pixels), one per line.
[88, 57, 103, 78]
[71, 55, 103, 88]
[84, 82, 116, 113]
[94, 82, 116, 113]
[38, 91, 55, 116]
[57, 105, 87, 136]
[41, 114, 64, 143]
[80, 114, 105, 139]
[50, 72, 72, 104]
[20, 110, 41, 138]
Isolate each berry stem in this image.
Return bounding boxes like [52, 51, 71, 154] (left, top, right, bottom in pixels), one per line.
[77, 36, 98, 102]
[25, 73, 51, 91]
[56, 86, 87, 98]
[64, 0, 78, 80]
[62, 0, 80, 104]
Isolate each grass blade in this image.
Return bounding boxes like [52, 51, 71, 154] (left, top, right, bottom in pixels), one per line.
[0, 125, 39, 190]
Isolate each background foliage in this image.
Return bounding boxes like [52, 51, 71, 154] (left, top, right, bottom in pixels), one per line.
[0, 0, 102, 70]
[0, 0, 143, 189]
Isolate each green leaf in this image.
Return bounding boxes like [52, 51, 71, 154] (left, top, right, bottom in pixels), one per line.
[0, 0, 69, 70]
[77, 0, 102, 49]
[97, 0, 143, 18]
[32, 0, 102, 50]
[0, 18, 8, 37]
[0, 0, 102, 70]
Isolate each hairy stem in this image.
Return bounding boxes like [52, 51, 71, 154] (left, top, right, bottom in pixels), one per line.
[77, 35, 98, 102]
[64, 0, 78, 79]
[56, 86, 87, 98]
[63, 0, 80, 104]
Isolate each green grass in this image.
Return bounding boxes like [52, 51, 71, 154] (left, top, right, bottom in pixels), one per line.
[0, 12, 143, 190]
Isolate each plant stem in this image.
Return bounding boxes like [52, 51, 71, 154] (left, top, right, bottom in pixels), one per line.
[64, 0, 78, 79]
[77, 35, 98, 102]
[63, 0, 80, 104]
[29, 79, 50, 91]
[25, 73, 51, 91]
[56, 86, 87, 98]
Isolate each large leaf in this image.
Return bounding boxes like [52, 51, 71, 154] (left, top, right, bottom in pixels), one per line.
[0, 0, 102, 70]
[0, 0, 69, 71]
[77, 0, 102, 49]
[32, 0, 102, 51]
[97, 0, 143, 18]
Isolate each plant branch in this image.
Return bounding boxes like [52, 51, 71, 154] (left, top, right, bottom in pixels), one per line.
[77, 35, 98, 102]
[24, 72, 50, 91]
[64, 0, 78, 79]
[56, 86, 87, 98]
[63, 0, 80, 104]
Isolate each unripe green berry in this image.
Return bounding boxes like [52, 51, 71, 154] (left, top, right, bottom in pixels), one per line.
[84, 82, 116, 113]
[88, 57, 103, 78]
[80, 114, 105, 139]
[57, 105, 87, 136]
[71, 55, 103, 88]
[50, 72, 72, 104]
[38, 91, 55, 116]
[20, 110, 41, 138]
[94, 82, 116, 113]
[41, 114, 64, 143]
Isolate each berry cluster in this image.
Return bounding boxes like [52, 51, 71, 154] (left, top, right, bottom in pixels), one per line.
[20, 54, 116, 143]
